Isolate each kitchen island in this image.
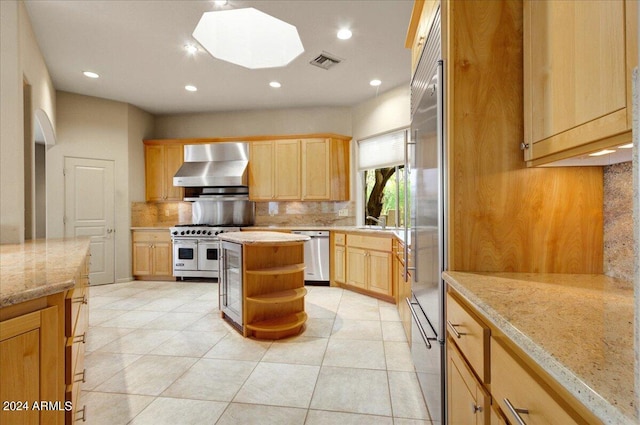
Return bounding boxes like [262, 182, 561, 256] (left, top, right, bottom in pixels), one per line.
[218, 231, 310, 340]
[444, 271, 635, 425]
[0, 237, 91, 424]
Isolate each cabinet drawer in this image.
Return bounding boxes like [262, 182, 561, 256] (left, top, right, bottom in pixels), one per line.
[65, 379, 86, 423]
[334, 232, 346, 245]
[491, 337, 581, 425]
[446, 292, 490, 382]
[65, 286, 88, 337]
[347, 234, 392, 251]
[133, 230, 171, 243]
[65, 335, 86, 386]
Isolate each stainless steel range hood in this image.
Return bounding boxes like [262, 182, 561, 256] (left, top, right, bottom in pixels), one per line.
[173, 143, 249, 187]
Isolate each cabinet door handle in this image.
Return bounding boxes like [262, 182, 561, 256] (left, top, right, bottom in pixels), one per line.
[72, 295, 88, 305]
[74, 368, 86, 383]
[75, 405, 87, 422]
[504, 398, 529, 425]
[73, 333, 86, 344]
[446, 320, 466, 338]
[471, 403, 483, 414]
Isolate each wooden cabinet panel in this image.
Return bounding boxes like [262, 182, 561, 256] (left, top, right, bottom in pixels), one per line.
[446, 293, 490, 383]
[145, 144, 184, 201]
[447, 340, 490, 425]
[248, 141, 274, 200]
[274, 140, 301, 199]
[301, 138, 330, 200]
[367, 250, 392, 296]
[491, 337, 581, 425]
[334, 245, 346, 284]
[524, 0, 637, 164]
[132, 230, 173, 279]
[346, 247, 367, 290]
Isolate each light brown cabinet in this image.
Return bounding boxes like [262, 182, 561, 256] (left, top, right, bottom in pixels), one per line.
[447, 340, 490, 425]
[345, 234, 393, 300]
[523, 0, 638, 165]
[394, 239, 411, 342]
[145, 143, 183, 201]
[406, 0, 440, 76]
[447, 288, 597, 425]
[332, 232, 346, 284]
[132, 230, 173, 280]
[249, 137, 350, 201]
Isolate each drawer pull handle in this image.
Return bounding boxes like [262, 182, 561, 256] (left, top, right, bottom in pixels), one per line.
[72, 296, 88, 305]
[504, 398, 529, 425]
[75, 405, 87, 422]
[73, 333, 86, 344]
[447, 320, 466, 338]
[74, 368, 86, 383]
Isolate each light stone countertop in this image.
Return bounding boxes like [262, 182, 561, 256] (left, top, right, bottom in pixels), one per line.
[443, 271, 636, 425]
[218, 231, 310, 245]
[0, 238, 91, 307]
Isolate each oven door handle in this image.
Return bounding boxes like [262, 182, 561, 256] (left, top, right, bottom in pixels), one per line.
[173, 239, 198, 246]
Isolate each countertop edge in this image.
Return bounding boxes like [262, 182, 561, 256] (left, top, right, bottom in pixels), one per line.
[443, 271, 635, 425]
[1, 279, 75, 307]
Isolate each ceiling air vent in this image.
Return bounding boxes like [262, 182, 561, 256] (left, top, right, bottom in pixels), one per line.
[309, 51, 343, 70]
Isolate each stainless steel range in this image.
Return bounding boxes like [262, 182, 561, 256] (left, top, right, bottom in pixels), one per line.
[170, 225, 240, 279]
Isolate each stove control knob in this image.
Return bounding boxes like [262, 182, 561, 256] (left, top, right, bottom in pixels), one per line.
[180, 231, 185, 235]
[172, 231, 178, 235]
[207, 231, 212, 235]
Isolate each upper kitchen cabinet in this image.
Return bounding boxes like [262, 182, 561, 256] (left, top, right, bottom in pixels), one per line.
[523, 0, 638, 166]
[145, 142, 184, 201]
[406, 0, 440, 76]
[249, 136, 350, 201]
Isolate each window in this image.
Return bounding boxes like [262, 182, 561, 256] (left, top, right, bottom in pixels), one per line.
[358, 129, 409, 227]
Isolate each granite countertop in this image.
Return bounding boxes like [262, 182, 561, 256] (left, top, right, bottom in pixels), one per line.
[0, 238, 91, 307]
[131, 226, 172, 230]
[219, 231, 310, 245]
[443, 271, 636, 425]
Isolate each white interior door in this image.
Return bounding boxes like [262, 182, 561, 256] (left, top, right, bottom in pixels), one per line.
[64, 157, 115, 285]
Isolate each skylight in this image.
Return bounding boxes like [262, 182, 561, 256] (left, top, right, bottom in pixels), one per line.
[192, 8, 304, 69]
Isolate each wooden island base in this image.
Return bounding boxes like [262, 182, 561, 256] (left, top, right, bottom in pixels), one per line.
[218, 232, 309, 340]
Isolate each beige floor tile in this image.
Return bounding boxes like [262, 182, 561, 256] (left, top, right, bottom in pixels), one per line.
[303, 318, 335, 337]
[216, 403, 307, 425]
[336, 302, 381, 321]
[384, 341, 415, 372]
[129, 397, 228, 425]
[388, 371, 430, 420]
[379, 302, 402, 321]
[89, 308, 128, 326]
[331, 319, 383, 340]
[80, 391, 154, 425]
[85, 326, 134, 352]
[393, 419, 433, 425]
[94, 354, 197, 396]
[381, 321, 408, 342]
[261, 336, 328, 366]
[305, 409, 393, 425]
[82, 351, 142, 390]
[233, 362, 320, 408]
[189, 313, 235, 332]
[97, 328, 180, 354]
[98, 310, 165, 328]
[162, 358, 257, 401]
[171, 299, 219, 314]
[305, 302, 340, 319]
[134, 297, 190, 312]
[204, 332, 272, 361]
[149, 330, 228, 357]
[322, 339, 386, 370]
[141, 311, 207, 330]
[310, 366, 392, 416]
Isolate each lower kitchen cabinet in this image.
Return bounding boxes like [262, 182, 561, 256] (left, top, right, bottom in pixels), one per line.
[447, 339, 490, 425]
[344, 234, 393, 301]
[132, 229, 173, 280]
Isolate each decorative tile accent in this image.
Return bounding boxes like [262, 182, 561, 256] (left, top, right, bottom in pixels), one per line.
[254, 201, 356, 227]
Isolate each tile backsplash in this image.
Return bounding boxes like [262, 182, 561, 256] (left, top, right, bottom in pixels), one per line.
[603, 161, 634, 285]
[254, 201, 356, 227]
[131, 202, 192, 227]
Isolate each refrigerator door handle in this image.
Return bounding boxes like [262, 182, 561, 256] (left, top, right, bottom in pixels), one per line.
[406, 298, 438, 349]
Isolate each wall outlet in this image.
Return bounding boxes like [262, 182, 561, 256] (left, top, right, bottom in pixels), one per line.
[338, 208, 349, 217]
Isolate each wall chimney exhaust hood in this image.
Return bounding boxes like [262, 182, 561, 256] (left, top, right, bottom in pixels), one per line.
[173, 143, 249, 187]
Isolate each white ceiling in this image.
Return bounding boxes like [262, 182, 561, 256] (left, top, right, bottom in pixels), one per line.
[24, 0, 414, 115]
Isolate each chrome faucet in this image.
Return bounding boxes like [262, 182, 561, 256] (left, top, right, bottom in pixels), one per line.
[366, 216, 387, 229]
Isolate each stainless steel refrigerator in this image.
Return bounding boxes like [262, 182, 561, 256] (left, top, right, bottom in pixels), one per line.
[407, 5, 446, 424]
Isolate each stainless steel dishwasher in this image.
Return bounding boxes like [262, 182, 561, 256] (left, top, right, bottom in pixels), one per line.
[291, 230, 329, 284]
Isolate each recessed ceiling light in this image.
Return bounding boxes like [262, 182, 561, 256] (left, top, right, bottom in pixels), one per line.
[370, 79, 382, 87]
[185, 85, 198, 92]
[184, 44, 198, 54]
[269, 81, 282, 88]
[618, 143, 634, 148]
[83, 71, 99, 79]
[337, 28, 352, 40]
[588, 149, 616, 157]
[214, 0, 228, 6]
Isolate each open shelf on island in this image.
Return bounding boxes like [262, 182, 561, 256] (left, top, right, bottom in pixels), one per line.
[245, 312, 308, 340]
[246, 263, 305, 276]
[246, 287, 307, 304]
